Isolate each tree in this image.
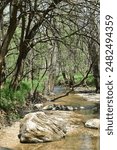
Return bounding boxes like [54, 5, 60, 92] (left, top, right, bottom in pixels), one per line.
[0, 0, 19, 88]
[0, 0, 100, 93]
[10, 0, 63, 90]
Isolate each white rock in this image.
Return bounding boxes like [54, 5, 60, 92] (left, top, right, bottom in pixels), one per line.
[18, 111, 82, 143]
[80, 106, 85, 110]
[85, 118, 100, 129]
[34, 104, 44, 110]
[42, 105, 53, 110]
[19, 112, 66, 143]
[67, 106, 74, 111]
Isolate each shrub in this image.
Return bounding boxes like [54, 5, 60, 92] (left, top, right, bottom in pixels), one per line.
[0, 81, 31, 111]
[74, 73, 83, 83]
[86, 74, 95, 86]
[74, 73, 95, 86]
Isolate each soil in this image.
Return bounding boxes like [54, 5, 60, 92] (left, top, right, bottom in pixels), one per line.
[0, 122, 19, 149]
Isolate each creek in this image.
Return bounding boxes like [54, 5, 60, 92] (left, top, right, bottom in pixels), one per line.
[0, 86, 100, 150]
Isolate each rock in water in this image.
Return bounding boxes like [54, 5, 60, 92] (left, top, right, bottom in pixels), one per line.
[18, 111, 82, 143]
[18, 112, 66, 143]
[33, 103, 44, 110]
[85, 118, 100, 129]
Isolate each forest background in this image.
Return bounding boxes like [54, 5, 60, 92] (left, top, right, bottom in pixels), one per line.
[0, 0, 100, 118]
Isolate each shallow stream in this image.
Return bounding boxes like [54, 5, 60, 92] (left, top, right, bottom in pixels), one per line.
[0, 86, 100, 150]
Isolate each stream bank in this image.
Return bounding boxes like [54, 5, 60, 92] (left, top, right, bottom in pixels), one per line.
[0, 88, 100, 150]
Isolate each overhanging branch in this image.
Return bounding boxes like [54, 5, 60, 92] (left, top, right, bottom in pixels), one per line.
[50, 60, 94, 101]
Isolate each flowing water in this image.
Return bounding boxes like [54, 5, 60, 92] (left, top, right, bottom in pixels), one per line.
[0, 86, 100, 150]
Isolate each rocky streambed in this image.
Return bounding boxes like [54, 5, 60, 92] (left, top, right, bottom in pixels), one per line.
[0, 91, 100, 150]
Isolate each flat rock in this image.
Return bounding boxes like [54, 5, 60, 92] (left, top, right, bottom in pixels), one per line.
[85, 118, 100, 129]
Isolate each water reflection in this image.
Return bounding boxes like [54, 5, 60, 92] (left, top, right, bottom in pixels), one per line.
[79, 135, 99, 150]
[15, 134, 99, 150]
[53, 86, 68, 94]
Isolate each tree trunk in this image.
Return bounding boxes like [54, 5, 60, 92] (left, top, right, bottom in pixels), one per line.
[9, 1, 62, 91]
[62, 70, 68, 84]
[88, 42, 100, 93]
[10, 43, 29, 90]
[0, 0, 18, 87]
[44, 42, 58, 95]
[0, 56, 6, 89]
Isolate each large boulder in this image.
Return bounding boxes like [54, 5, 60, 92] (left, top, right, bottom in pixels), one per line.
[18, 111, 82, 143]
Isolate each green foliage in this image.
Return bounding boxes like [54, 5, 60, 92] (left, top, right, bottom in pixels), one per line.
[0, 79, 46, 111]
[75, 73, 95, 86]
[0, 73, 95, 111]
[0, 81, 31, 111]
[74, 73, 83, 83]
[56, 73, 95, 86]
[23, 77, 47, 92]
[86, 74, 95, 86]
